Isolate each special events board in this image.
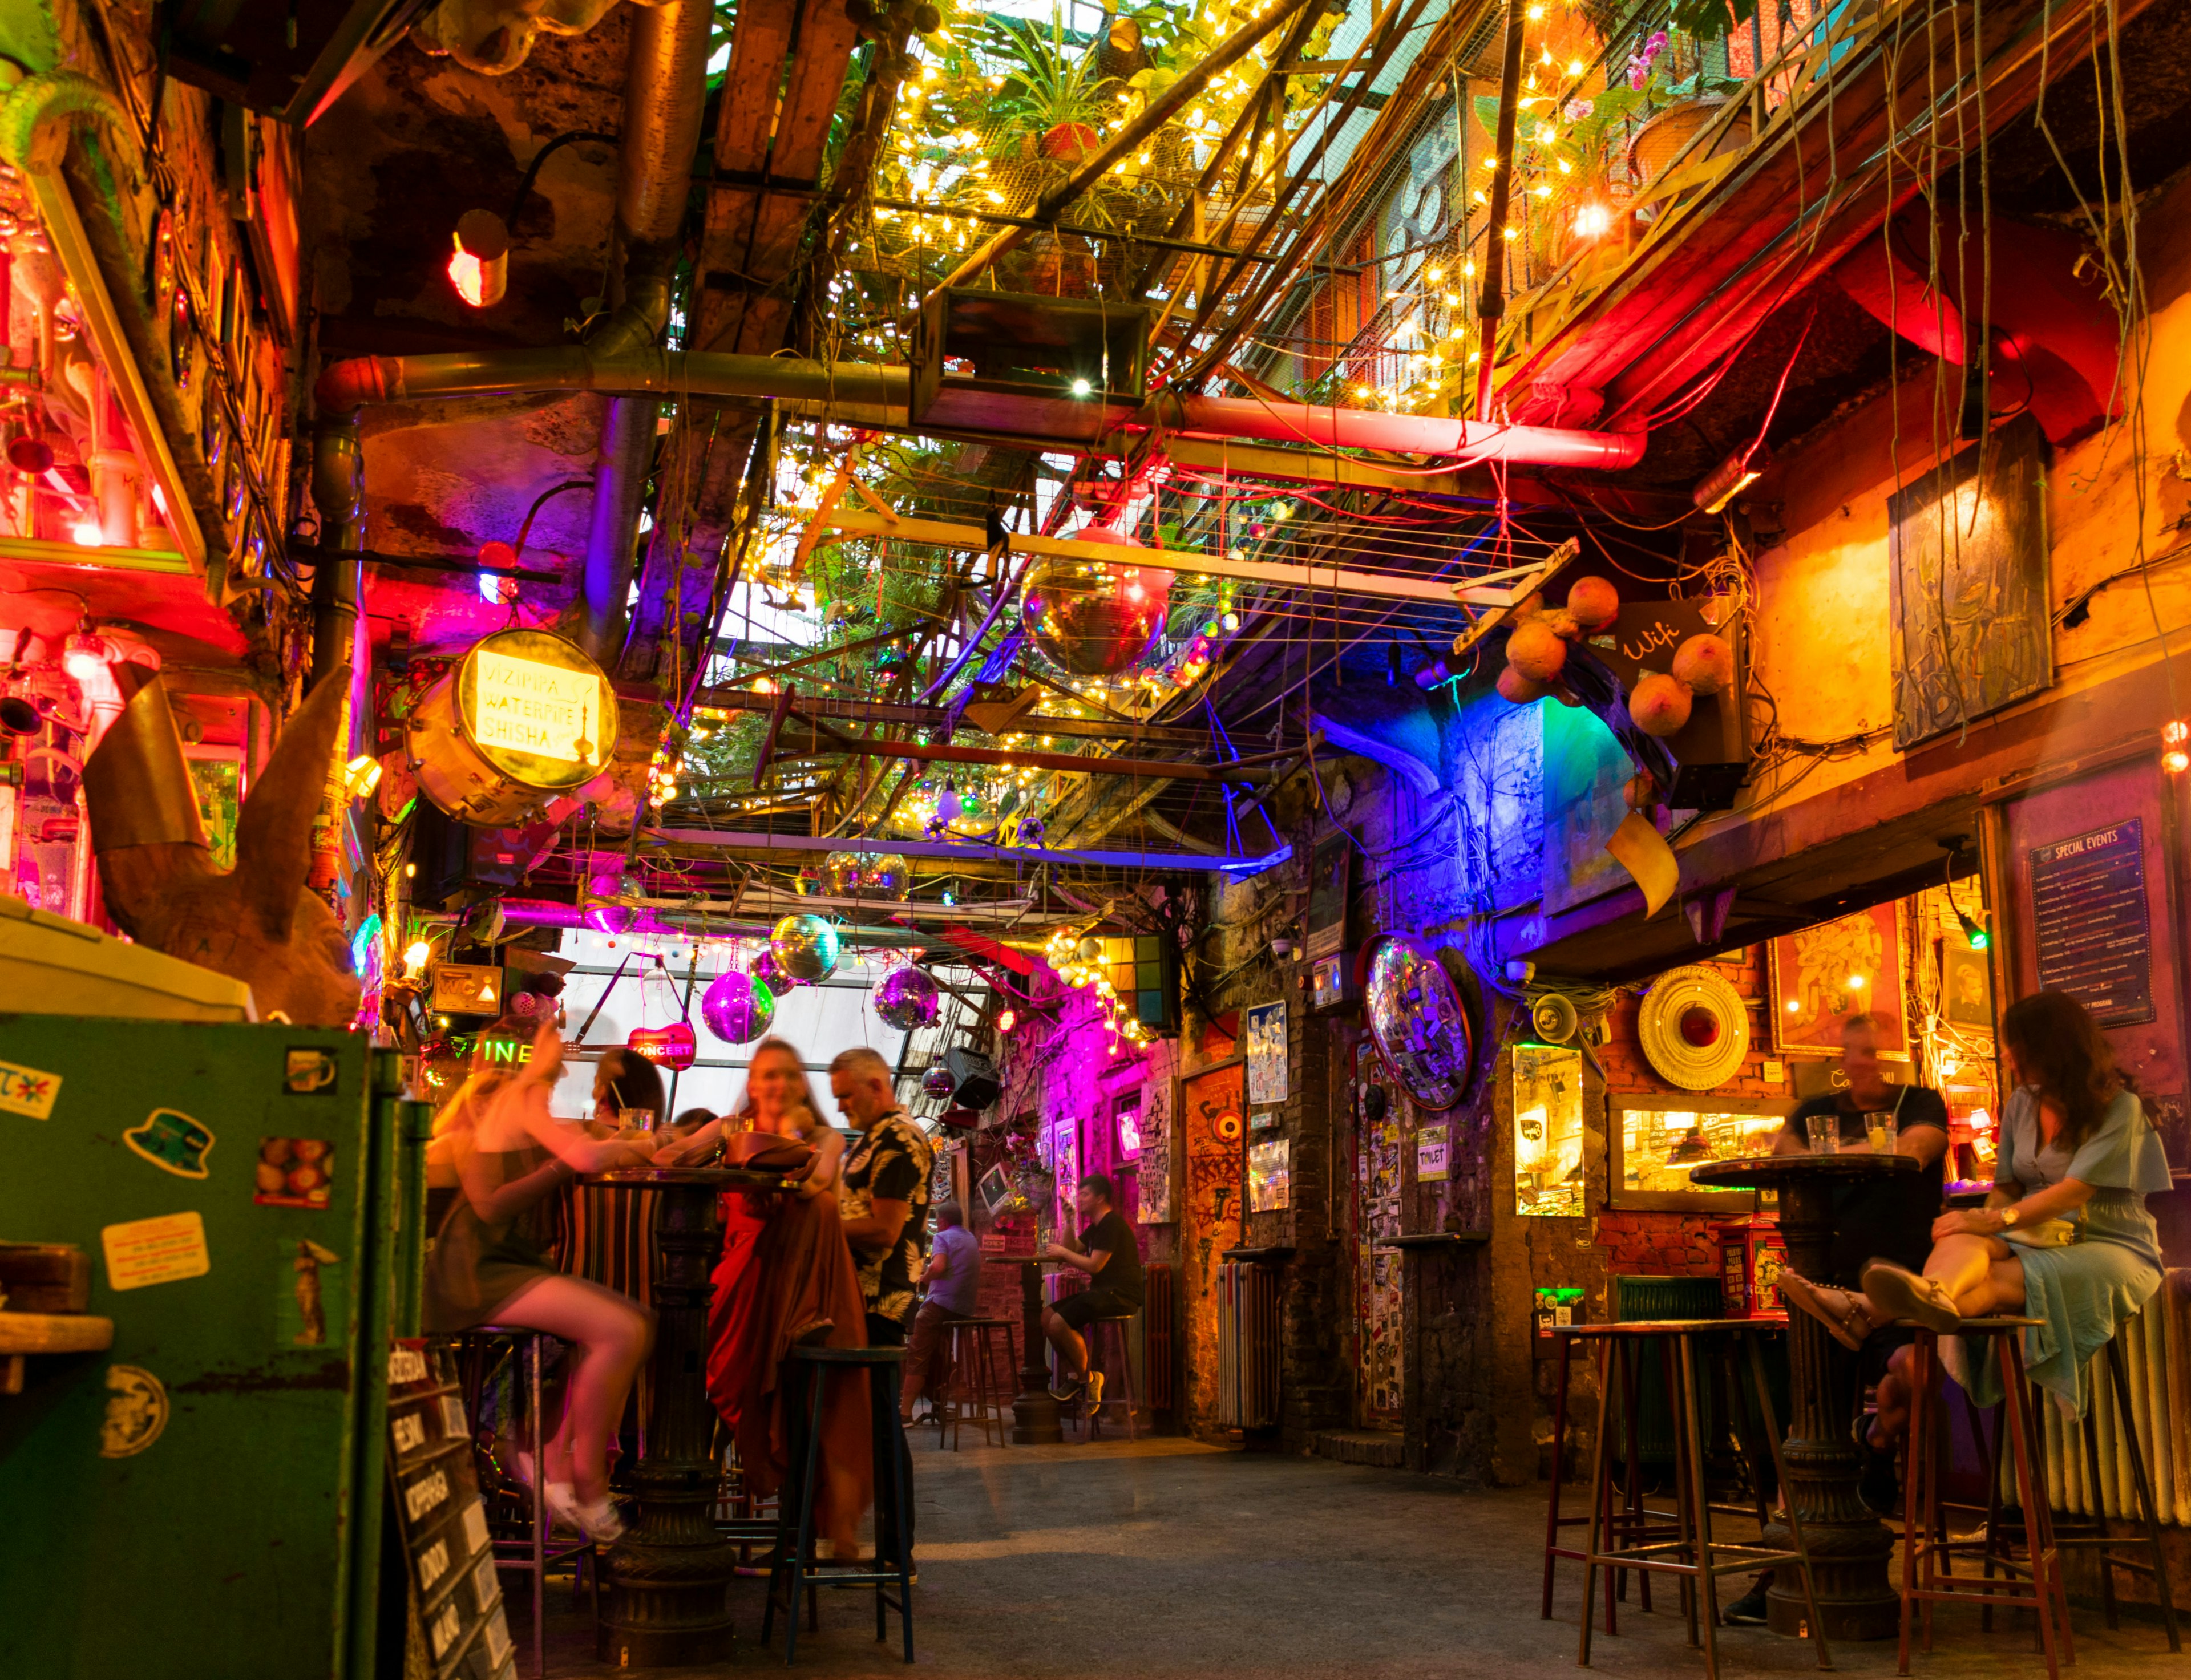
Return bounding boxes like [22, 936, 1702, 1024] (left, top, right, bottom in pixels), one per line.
[2030, 819, 2156, 1027]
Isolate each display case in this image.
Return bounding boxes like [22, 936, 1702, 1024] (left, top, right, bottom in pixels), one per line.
[1610, 1094, 1788, 1211]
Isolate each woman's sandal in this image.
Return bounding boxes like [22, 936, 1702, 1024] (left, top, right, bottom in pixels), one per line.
[1860, 1261, 1962, 1334]
[1776, 1270, 1882, 1352]
[790, 1317, 835, 1346]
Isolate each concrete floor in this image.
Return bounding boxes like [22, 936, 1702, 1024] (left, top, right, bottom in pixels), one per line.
[529, 1437, 2178, 1679]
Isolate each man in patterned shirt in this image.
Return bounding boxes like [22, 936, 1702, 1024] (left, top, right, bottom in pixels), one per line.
[831, 1045, 933, 1561]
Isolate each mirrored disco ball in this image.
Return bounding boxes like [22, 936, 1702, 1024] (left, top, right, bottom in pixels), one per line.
[770, 913, 841, 982]
[700, 969, 776, 1044]
[923, 1064, 957, 1100]
[1362, 933, 1477, 1111]
[874, 965, 940, 1031]
[823, 849, 913, 901]
[1021, 546, 1173, 677]
[750, 947, 801, 991]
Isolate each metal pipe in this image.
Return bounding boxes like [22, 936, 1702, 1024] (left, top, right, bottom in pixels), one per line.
[648, 826, 1284, 872]
[309, 415, 366, 682]
[314, 348, 1644, 467]
[1474, 0, 1529, 422]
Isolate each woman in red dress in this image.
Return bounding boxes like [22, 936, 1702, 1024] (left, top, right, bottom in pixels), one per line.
[665, 1038, 872, 1558]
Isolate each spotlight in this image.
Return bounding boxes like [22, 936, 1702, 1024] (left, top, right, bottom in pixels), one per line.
[1070, 377, 1093, 396]
[1692, 442, 1771, 515]
[2164, 720, 2189, 776]
[343, 755, 383, 799]
[997, 1007, 1017, 1033]
[448, 210, 511, 309]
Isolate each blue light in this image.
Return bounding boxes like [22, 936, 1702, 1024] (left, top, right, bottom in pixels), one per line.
[1215, 844, 1293, 879]
[350, 912, 382, 978]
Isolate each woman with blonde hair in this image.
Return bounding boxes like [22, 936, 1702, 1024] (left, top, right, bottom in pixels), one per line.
[422, 1018, 661, 1540]
[662, 1038, 872, 1559]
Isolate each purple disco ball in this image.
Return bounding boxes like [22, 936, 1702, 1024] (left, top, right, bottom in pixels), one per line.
[874, 965, 940, 1031]
[700, 969, 776, 1045]
[750, 947, 801, 992]
[922, 1064, 957, 1100]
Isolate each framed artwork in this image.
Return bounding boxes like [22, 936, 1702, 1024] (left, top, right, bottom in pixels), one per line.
[1512, 1045, 1586, 1217]
[1305, 836, 1352, 961]
[1114, 1091, 1142, 1161]
[1887, 415, 2052, 750]
[1610, 1096, 1789, 1211]
[184, 749, 244, 871]
[1769, 902, 1909, 1054]
[1248, 1137, 1291, 1212]
[1245, 1000, 1288, 1105]
[1941, 944, 1995, 1030]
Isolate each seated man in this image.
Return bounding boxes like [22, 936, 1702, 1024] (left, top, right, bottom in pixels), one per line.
[900, 1201, 983, 1425]
[1041, 1172, 1145, 1407]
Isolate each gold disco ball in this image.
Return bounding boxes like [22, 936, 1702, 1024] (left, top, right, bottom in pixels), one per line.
[823, 849, 913, 900]
[1021, 530, 1173, 677]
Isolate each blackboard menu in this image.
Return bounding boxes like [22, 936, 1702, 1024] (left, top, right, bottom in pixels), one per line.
[2030, 819, 2156, 1026]
[387, 1341, 515, 1680]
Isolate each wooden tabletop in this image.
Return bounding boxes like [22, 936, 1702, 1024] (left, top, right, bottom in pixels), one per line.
[577, 1167, 787, 1189]
[1689, 1152, 1921, 1191]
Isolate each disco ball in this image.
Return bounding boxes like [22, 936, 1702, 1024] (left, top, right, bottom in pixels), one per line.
[874, 965, 941, 1031]
[1361, 933, 1477, 1111]
[923, 1064, 957, 1100]
[770, 913, 841, 983]
[1021, 541, 1173, 677]
[824, 849, 913, 901]
[700, 969, 776, 1044]
[749, 947, 800, 991]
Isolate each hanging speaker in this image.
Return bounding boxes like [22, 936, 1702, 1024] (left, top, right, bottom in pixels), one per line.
[1529, 992, 1580, 1045]
[942, 1046, 1001, 1110]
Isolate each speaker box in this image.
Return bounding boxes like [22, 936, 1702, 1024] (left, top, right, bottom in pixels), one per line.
[941, 1046, 1001, 1111]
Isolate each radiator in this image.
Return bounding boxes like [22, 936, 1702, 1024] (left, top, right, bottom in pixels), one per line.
[1218, 1262, 1281, 1429]
[2035, 1269, 2190, 1525]
[1142, 1264, 1175, 1411]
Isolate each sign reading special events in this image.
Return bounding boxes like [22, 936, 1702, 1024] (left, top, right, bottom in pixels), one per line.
[471, 645, 603, 765]
[2030, 818, 2156, 1027]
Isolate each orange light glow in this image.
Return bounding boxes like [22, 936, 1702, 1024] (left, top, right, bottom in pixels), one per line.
[1572, 203, 1612, 240]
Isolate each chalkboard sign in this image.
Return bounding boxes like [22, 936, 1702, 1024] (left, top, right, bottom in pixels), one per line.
[2030, 819, 2156, 1027]
[387, 1341, 515, 1680]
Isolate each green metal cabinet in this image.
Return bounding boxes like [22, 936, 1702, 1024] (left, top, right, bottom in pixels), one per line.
[0, 1019, 427, 1679]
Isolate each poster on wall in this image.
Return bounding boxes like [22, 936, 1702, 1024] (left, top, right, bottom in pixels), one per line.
[1305, 837, 1352, 961]
[1941, 944, 1995, 1029]
[1050, 1119, 1078, 1219]
[1137, 1050, 1175, 1224]
[1248, 1137, 1291, 1211]
[1246, 1001, 1288, 1105]
[2030, 820, 2156, 1027]
[1769, 902, 1909, 1054]
[1416, 1126, 1450, 1183]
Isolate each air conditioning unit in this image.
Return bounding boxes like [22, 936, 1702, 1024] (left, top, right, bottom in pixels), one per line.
[911, 290, 1149, 446]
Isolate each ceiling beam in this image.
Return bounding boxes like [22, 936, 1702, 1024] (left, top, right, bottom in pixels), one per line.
[648, 827, 1280, 872]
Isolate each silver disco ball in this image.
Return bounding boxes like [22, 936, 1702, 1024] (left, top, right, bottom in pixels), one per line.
[769, 913, 841, 983]
[874, 965, 941, 1031]
[823, 849, 913, 901]
[1021, 539, 1173, 677]
[922, 1064, 957, 1100]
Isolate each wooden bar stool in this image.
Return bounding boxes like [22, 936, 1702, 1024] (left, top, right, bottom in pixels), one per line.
[1080, 1315, 1141, 1442]
[2044, 1335, 2183, 1651]
[1897, 1318, 2071, 1679]
[1578, 1322, 1832, 1680]
[936, 1317, 1016, 1450]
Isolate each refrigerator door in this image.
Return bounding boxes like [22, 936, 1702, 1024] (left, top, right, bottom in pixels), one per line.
[0, 1019, 395, 1679]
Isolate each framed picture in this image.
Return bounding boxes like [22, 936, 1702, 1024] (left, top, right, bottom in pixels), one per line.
[1248, 1137, 1291, 1212]
[183, 747, 244, 871]
[1114, 1091, 1142, 1161]
[1609, 1096, 1791, 1211]
[1245, 1000, 1288, 1105]
[1941, 945, 1995, 1030]
[1305, 836, 1352, 961]
[1512, 1044, 1586, 1217]
[1769, 902, 1909, 1055]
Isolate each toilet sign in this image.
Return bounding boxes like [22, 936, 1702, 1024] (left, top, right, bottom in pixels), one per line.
[1416, 1127, 1450, 1183]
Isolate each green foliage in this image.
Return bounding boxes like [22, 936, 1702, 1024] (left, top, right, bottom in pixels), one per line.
[1668, 0, 1759, 44]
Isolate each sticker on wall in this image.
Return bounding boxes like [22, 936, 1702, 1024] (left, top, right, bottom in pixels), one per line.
[99, 1363, 170, 1458]
[1210, 1106, 1242, 1143]
[0, 1058, 62, 1120]
[283, 1048, 340, 1095]
[101, 1212, 212, 1292]
[280, 1240, 344, 1346]
[1416, 1126, 1450, 1183]
[1246, 1000, 1288, 1104]
[122, 1109, 216, 1179]
[254, 1138, 335, 1208]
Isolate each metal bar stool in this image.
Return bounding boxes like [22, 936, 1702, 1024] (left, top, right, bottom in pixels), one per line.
[1081, 1315, 1141, 1442]
[762, 1346, 914, 1665]
[937, 1317, 1017, 1450]
[449, 1327, 601, 1680]
[1578, 1321, 1832, 1680]
[1897, 1318, 2071, 1679]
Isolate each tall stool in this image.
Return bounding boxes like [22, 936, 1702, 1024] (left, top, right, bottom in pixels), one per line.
[762, 1346, 914, 1665]
[1897, 1318, 2071, 1680]
[1543, 1323, 1690, 1632]
[1081, 1315, 1141, 1442]
[449, 1327, 601, 1680]
[936, 1317, 1017, 1451]
[1578, 1321, 1832, 1680]
[2044, 1335, 2183, 1651]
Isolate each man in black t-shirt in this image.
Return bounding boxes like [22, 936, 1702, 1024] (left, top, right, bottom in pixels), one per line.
[1041, 1173, 1145, 1406]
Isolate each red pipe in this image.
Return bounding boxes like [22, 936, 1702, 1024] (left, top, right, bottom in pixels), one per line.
[1167, 392, 1646, 470]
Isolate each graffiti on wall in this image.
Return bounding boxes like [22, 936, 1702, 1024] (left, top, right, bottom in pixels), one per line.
[1182, 1059, 1245, 1426]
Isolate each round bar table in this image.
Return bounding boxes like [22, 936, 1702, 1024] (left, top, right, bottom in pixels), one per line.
[1688, 1152, 1917, 1641]
[578, 1165, 783, 1667]
[998, 1257, 1063, 1444]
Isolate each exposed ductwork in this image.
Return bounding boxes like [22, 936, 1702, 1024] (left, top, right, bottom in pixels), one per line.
[313, 349, 1646, 469]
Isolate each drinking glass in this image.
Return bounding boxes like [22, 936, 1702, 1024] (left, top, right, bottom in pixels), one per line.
[1805, 1114, 1841, 1155]
[1865, 1112, 1898, 1154]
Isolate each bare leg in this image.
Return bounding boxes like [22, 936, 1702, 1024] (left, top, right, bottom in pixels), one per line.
[1919, 1233, 1999, 1306]
[492, 1276, 653, 1504]
[1871, 1345, 1914, 1450]
[1869, 1245, 2025, 1449]
[1041, 1305, 1087, 1381]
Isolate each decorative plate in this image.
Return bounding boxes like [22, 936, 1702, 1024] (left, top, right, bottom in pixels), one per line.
[1636, 964, 1751, 1091]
